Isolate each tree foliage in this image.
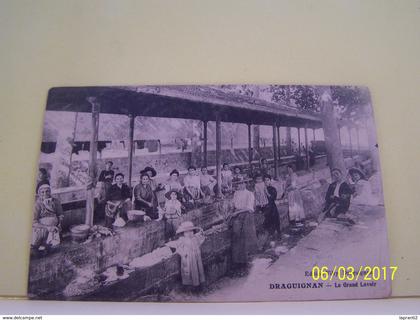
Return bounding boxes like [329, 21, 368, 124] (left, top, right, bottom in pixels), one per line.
[268, 85, 370, 128]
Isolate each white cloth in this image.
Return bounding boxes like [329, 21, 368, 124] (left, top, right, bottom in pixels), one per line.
[164, 199, 182, 217]
[221, 170, 233, 187]
[183, 174, 201, 189]
[254, 182, 269, 207]
[164, 180, 183, 193]
[333, 181, 344, 198]
[353, 179, 378, 206]
[233, 189, 255, 212]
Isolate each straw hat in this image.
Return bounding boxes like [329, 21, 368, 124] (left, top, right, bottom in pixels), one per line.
[140, 166, 157, 177]
[176, 221, 200, 234]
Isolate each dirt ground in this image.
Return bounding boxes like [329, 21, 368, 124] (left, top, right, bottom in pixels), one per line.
[188, 203, 391, 302]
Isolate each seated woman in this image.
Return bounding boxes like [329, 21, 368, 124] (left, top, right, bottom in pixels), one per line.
[221, 163, 233, 194]
[141, 166, 165, 207]
[140, 166, 158, 190]
[349, 167, 377, 206]
[105, 173, 132, 227]
[200, 167, 216, 202]
[323, 168, 353, 218]
[133, 173, 158, 220]
[165, 169, 183, 193]
[31, 184, 63, 253]
[183, 166, 203, 205]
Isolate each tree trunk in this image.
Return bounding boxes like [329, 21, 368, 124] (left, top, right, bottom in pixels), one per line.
[190, 121, 203, 168]
[50, 128, 73, 189]
[364, 103, 380, 173]
[253, 125, 260, 154]
[318, 86, 346, 175]
[286, 126, 292, 154]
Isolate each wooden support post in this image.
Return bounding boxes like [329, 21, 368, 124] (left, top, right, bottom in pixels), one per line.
[66, 112, 79, 186]
[248, 124, 252, 175]
[297, 127, 301, 156]
[85, 97, 100, 227]
[338, 126, 342, 145]
[277, 125, 281, 167]
[215, 114, 222, 197]
[305, 125, 309, 170]
[356, 127, 361, 153]
[128, 114, 135, 188]
[203, 121, 208, 167]
[348, 126, 353, 157]
[272, 123, 278, 179]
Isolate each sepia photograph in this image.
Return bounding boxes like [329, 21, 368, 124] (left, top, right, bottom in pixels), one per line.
[28, 84, 390, 302]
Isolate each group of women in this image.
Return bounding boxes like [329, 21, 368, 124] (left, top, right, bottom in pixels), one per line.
[31, 156, 377, 255]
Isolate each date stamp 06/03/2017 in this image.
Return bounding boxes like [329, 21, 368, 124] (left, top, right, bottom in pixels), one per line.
[306, 265, 399, 282]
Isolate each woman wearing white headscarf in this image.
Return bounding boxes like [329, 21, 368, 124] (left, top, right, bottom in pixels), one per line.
[31, 184, 63, 252]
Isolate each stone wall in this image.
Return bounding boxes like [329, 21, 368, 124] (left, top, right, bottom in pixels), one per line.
[28, 166, 330, 300]
[28, 198, 233, 299]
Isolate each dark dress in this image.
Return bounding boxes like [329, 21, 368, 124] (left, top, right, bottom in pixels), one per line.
[105, 183, 132, 226]
[230, 211, 258, 264]
[133, 183, 157, 220]
[324, 181, 353, 217]
[263, 185, 281, 235]
[108, 183, 131, 201]
[98, 170, 115, 183]
[96, 170, 115, 224]
[98, 169, 115, 198]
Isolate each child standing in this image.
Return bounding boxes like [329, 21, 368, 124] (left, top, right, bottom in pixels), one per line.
[163, 190, 182, 240]
[166, 221, 206, 291]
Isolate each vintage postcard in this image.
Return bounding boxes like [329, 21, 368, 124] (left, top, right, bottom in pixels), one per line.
[28, 85, 391, 301]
